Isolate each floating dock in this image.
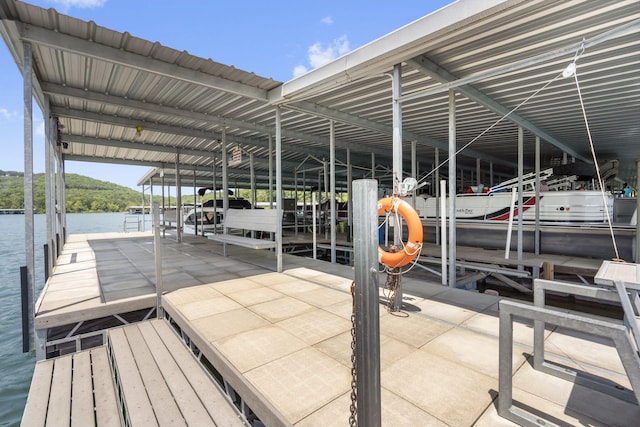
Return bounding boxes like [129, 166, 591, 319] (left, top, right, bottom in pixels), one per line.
[21, 232, 640, 425]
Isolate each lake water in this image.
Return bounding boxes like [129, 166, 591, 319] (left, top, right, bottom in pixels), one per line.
[0, 212, 135, 427]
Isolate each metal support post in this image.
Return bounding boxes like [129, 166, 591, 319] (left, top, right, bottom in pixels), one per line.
[23, 42, 35, 352]
[636, 159, 640, 263]
[330, 120, 337, 263]
[353, 179, 381, 427]
[153, 203, 164, 319]
[175, 152, 182, 242]
[448, 89, 457, 287]
[392, 63, 403, 309]
[275, 107, 283, 273]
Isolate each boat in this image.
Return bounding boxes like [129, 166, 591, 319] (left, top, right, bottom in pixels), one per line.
[411, 168, 615, 223]
[183, 198, 253, 234]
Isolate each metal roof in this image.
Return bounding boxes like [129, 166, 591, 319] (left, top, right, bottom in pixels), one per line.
[1, 0, 638, 191]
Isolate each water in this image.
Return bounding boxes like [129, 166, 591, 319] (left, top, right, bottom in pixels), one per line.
[0, 212, 131, 427]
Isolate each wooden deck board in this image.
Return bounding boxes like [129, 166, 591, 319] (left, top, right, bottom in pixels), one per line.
[109, 328, 159, 427]
[90, 347, 120, 427]
[21, 360, 54, 427]
[149, 321, 245, 425]
[71, 350, 94, 427]
[123, 325, 188, 426]
[138, 321, 215, 427]
[46, 355, 72, 427]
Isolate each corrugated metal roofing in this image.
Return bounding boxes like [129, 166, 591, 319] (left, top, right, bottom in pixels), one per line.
[1, 0, 638, 190]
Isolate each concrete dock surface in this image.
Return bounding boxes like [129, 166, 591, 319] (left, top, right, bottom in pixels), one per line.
[31, 233, 640, 425]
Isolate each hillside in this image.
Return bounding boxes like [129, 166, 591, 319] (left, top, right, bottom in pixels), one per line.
[0, 173, 152, 213]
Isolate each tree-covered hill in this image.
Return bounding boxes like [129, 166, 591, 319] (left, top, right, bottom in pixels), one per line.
[0, 173, 151, 213]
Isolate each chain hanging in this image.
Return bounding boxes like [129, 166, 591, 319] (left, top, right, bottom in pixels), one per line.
[349, 281, 357, 427]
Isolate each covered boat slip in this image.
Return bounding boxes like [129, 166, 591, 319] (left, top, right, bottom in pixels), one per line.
[4, 0, 640, 425]
[24, 230, 640, 426]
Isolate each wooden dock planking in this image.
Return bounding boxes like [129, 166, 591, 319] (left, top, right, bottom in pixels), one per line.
[107, 320, 245, 427]
[21, 359, 54, 427]
[90, 347, 121, 427]
[46, 353, 72, 427]
[121, 325, 187, 426]
[148, 320, 244, 426]
[108, 328, 159, 426]
[137, 322, 215, 427]
[70, 350, 94, 427]
[22, 347, 120, 427]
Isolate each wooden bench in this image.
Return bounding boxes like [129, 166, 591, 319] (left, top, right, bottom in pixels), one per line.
[108, 320, 245, 426]
[208, 209, 278, 251]
[21, 346, 121, 427]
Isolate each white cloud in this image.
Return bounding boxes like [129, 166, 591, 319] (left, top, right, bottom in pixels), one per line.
[321, 16, 333, 25]
[47, 0, 106, 9]
[293, 65, 308, 78]
[36, 120, 45, 137]
[308, 35, 350, 68]
[0, 108, 19, 121]
[292, 35, 350, 78]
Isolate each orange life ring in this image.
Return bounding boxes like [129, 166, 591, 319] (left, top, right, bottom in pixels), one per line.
[377, 197, 423, 268]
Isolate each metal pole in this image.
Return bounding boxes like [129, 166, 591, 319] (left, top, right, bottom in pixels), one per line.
[161, 170, 166, 238]
[141, 184, 147, 232]
[193, 168, 198, 236]
[534, 136, 541, 255]
[347, 148, 353, 242]
[312, 192, 317, 259]
[175, 152, 182, 242]
[392, 63, 403, 309]
[517, 127, 524, 268]
[222, 132, 229, 256]
[323, 158, 329, 239]
[448, 89, 457, 287]
[636, 159, 640, 263]
[251, 153, 256, 239]
[23, 42, 35, 353]
[44, 107, 53, 277]
[153, 203, 163, 319]
[269, 134, 274, 209]
[330, 120, 337, 264]
[212, 156, 217, 233]
[275, 107, 283, 272]
[411, 140, 417, 208]
[440, 180, 447, 286]
[353, 179, 381, 427]
[371, 152, 375, 180]
[435, 149, 440, 246]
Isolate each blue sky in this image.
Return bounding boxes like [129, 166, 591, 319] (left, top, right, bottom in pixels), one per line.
[0, 0, 452, 189]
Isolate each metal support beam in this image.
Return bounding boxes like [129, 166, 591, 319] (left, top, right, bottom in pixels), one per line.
[448, 90, 457, 287]
[392, 63, 403, 309]
[517, 127, 524, 267]
[175, 152, 182, 242]
[535, 136, 541, 255]
[23, 42, 36, 354]
[353, 179, 381, 427]
[153, 203, 163, 319]
[275, 107, 283, 273]
[636, 159, 640, 263]
[330, 120, 337, 264]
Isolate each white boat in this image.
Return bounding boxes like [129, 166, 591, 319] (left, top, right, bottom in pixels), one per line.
[411, 190, 613, 223]
[410, 168, 614, 223]
[183, 198, 253, 234]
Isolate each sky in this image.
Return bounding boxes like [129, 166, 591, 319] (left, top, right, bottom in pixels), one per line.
[0, 0, 453, 190]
